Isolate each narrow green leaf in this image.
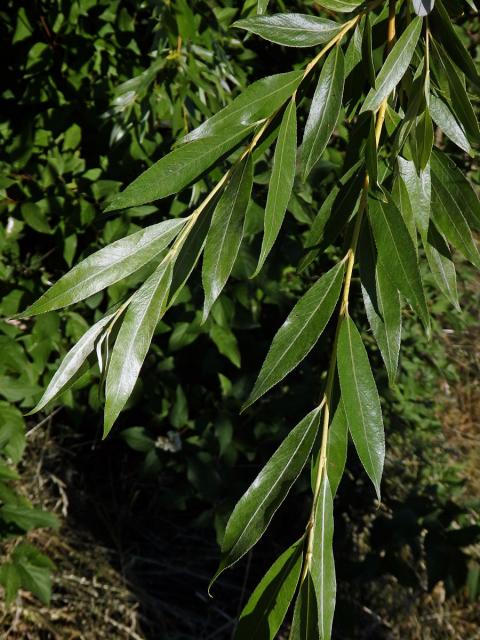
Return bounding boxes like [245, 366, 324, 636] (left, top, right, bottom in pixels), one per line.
[414, 107, 434, 171]
[326, 400, 348, 497]
[361, 14, 375, 87]
[244, 262, 344, 409]
[337, 317, 385, 499]
[423, 225, 460, 310]
[20, 219, 185, 316]
[203, 156, 253, 320]
[255, 98, 297, 275]
[257, 0, 269, 14]
[0, 563, 21, 607]
[361, 17, 422, 114]
[181, 71, 303, 144]
[365, 114, 378, 185]
[302, 46, 345, 181]
[105, 130, 252, 211]
[104, 261, 173, 435]
[392, 175, 417, 247]
[212, 408, 321, 585]
[289, 573, 318, 640]
[233, 14, 342, 48]
[430, 161, 480, 269]
[368, 195, 430, 330]
[315, 0, 363, 12]
[431, 0, 480, 87]
[397, 156, 430, 237]
[431, 39, 480, 144]
[311, 474, 336, 640]
[359, 225, 401, 384]
[430, 94, 471, 154]
[431, 151, 480, 232]
[234, 539, 304, 640]
[30, 312, 115, 414]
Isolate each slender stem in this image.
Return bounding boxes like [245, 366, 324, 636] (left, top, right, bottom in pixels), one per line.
[300, 0, 397, 583]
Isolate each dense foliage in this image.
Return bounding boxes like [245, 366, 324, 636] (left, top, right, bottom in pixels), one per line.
[1, 0, 479, 637]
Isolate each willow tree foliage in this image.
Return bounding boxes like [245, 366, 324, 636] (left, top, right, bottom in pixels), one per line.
[21, 0, 480, 636]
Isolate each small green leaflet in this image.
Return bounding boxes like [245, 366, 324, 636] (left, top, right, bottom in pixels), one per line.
[180, 71, 303, 144]
[311, 474, 336, 640]
[203, 155, 253, 320]
[254, 97, 297, 275]
[430, 151, 480, 232]
[244, 261, 344, 409]
[234, 539, 303, 640]
[423, 225, 460, 310]
[337, 316, 385, 499]
[21, 218, 185, 316]
[368, 195, 430, 330]
[233, 14, 342, 48]
[30, 312, 115, 414]
[326, 400, 348, 496]
[429, 95, 471, 154]
[104, 260, 173, 436]
[315, 0, 363, 12]
[302, 46, 344, 181]
[105, 129, 252, 211]
[289, 573, 318, 639]
[211, 408, 321, 586]
[361, 17, 422, 114]
[359, 225, 401, 385]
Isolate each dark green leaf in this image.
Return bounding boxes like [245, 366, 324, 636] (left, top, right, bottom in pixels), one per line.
[361, 14, 375, 87]
[430, 94, 471, 154]
[397, 157, 430, 237]
[105, 130, 252, 211]
[311, 474, 336, 640]
[368, 195, 430, 329]
[234, 539, 304, 640]
[244, 262, 344, 409]
[414, 107, 434, 171]
[392, 176, 417, 247]
[212, 408, 321, 583]
[104, 261, 173, 435]
[30, 312, 115, 414]
[233, 14, 341, 48]
[289, 573, 318, 640]
[181, 71, 303, 144]
[0, 563, 21, 606]
[337, 316, 385, 499]
[255, 98, 297, 275]
[21, 219, 185, 315]
[361, 17, 422, 114]
[365, 114, 378, 185]
[423, 225, 459, 309]
[203, 156, 253, 320]
[326, 400, 348, 496]
[302, 46, 345, 181]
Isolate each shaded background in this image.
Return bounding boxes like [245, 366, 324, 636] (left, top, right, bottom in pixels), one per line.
[1, 1, 479, 637]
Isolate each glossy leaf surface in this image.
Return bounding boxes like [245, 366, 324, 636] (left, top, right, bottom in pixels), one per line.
[233, 14, 341, 48]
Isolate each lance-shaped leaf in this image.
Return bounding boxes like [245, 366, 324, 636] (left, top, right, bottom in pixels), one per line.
[181, 71, 303, 144]
[257, 0, 269, 14]
[361, 17, 422, 114]
[368, 196, 430, 330]
[431, 0, 480, 87]
[431, 151, 480, 232]
[311, 474, 336, 640]
[359, 225, 401, 385]
[326, 399, 348, 496]
[233, 14, 342, 48]
[29, 313, 115, 414]
[105, 129, 252, 211]
[203, 156, 253, 320]
[20, 219, 185, 316]
[315, 0, 363, 11]
[289, 573, 318, 640]
[392, 175, 417, 247]
[337, 316, 385, 499]
[302, 46, 344, 181]
[361, 14, 375, 87]
[234, 539, 304, 640]
[212, 408, 321, 585]
[104, 260, 173, 436]
[430, 94, 471, 154]
[244, 262, 344, 409]
[423, 225, 460, 310]
[254, 97, 297, 276]
[397, 156, 430, 237]
[413, 107, 434, 171]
